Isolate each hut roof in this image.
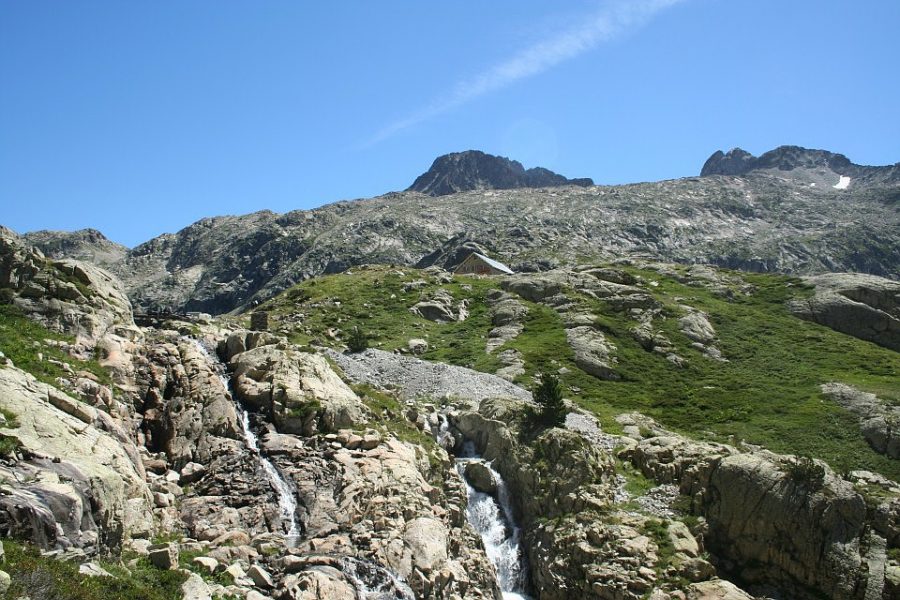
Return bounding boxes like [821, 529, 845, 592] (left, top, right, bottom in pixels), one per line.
[469, 252, 514, 275]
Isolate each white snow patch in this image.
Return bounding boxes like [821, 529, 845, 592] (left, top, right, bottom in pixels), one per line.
[809, 183, 816, 187]
[833, 176, 851, 190]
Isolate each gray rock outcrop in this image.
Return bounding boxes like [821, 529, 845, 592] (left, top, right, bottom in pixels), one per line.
[624, 416, 899, 599]
[228, 340, 366, 435]
[821, 383, 900, 458]
[0, 366, 154, 551]
[0, 226, 137, 344]
[789, 273, 900, 351]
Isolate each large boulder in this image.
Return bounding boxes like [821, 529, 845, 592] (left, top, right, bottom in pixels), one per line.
[789, 273, 900, 351]
[229, 343, 365, 435]
[701, 454, 867, 598]
[679, 310, 716, 345]
[0, 366, 153, 551]
[625, 418, 893, 600]
[566, 326, 619, 380]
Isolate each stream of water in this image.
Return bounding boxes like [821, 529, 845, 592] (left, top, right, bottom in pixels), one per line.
[191, 339, 301, 544]
[445, 418, 531, 600]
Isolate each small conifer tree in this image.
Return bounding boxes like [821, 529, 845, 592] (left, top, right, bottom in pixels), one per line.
[347, 326, 368, 353]
[533, 372, 566, 427]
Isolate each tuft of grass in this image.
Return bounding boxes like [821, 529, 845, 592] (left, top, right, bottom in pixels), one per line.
[642, 519, 677, 572]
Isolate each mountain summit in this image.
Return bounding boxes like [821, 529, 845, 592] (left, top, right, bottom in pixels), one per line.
[407, 150, 594, 196]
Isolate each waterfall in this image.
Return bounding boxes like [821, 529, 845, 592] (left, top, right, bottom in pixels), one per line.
[340, 557, 416, 600]
[456, 441, 531, 600]
[190, 339, 301, 545]
[238, 408, 301, 543]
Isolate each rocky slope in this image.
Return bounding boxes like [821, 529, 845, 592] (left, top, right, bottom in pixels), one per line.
[22, 228, 128, 270]
[21, 145, 900, 315]
[0, 228, 503, 599]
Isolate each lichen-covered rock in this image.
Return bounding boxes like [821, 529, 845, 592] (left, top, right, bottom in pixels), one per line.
[565, 326, 619, 381]
[0, 366, 153, 551]
[407, 338, 429, 355]
[625, 417, 895, 600]
[229, 343, 365, 435]
[679, 310, 716, 345]
[136, 338, 242, 468]
[0, 226, 137, 346]
[527, 514, 662, 600]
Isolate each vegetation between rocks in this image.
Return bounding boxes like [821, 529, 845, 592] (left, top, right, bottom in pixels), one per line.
[0, 304, 112, 387]
[2, 539, 187, 600]
[257, 264, 900, 480]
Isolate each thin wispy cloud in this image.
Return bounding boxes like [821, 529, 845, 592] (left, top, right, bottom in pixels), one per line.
[362, 0, 686, 147]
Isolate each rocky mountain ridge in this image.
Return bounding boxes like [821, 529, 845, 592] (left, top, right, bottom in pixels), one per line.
[407, 149, 594, 196]
[701, 145, 900, 189]
[14, 148, 900, 314]
[20, 145, 900, 318]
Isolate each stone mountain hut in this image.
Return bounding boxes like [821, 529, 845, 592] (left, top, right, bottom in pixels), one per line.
[453, 252, 515, 276]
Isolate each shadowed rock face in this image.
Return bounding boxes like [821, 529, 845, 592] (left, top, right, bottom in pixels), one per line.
[789, 273, 900, 351]
[407, 150, 594, 196]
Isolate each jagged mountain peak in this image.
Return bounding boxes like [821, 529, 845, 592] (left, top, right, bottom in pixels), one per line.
[700, 144, 900, 189]
[701, 145, 851, 176]
[407, 150, 594, 196]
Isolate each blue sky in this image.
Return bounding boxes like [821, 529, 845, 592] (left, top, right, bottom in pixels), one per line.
[1, 1, 898, 247]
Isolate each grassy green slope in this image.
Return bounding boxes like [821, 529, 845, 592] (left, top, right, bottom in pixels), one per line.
[0, 304, 111, 386]
[258, 264, 900, 480]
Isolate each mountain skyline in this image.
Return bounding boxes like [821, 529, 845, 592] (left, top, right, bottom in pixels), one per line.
[2, 1, 899, 246]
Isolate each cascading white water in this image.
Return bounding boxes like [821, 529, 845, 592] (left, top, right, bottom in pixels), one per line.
[340, 557, 416, 600]
[456, 441, 531, 600]
[238, 408, 301, 542]
[190, 339, 301, 544]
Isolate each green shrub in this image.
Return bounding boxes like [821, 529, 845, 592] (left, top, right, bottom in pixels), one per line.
[287, 399, 321, 420]
[533, 372, 566, 427]
[786, 455, 826, 490]
[347, 326, 368, 353]
[0, 433, 19, 458]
